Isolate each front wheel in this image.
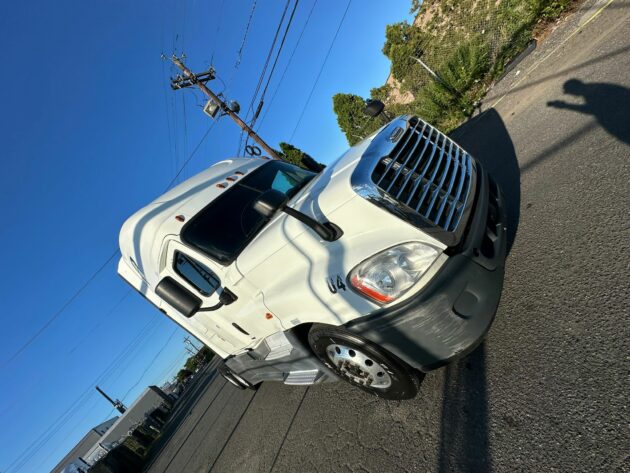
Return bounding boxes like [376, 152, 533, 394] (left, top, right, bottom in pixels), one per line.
[308, 324, 422, 400]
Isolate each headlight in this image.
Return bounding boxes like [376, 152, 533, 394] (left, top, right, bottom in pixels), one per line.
[348, 242, 439, 304]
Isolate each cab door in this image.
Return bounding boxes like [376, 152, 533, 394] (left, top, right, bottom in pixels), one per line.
[161, 239, 284, 355]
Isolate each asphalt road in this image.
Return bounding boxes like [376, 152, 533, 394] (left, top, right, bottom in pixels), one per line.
[145, 1, 630, 471]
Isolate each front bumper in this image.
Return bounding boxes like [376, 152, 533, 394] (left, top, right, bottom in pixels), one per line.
[344, 168, 507, 372]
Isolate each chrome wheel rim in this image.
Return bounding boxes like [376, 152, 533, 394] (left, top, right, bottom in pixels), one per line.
[326, 344, 392, 389]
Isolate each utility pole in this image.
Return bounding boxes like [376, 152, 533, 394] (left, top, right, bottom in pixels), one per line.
[95, 386, 127, 414]
[183, 336, 200, 352]
[170, 55, 282, 161]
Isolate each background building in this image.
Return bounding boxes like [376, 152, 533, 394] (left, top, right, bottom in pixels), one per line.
[52, 386, 172, 472]
[51, 418, 117, 473]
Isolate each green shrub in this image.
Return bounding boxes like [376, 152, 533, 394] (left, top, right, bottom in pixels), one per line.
[440, 39, 491, 93]
[332, 0, 578, 143]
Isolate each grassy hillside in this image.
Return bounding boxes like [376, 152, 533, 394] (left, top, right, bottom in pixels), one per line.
[334, 0, 576, 145]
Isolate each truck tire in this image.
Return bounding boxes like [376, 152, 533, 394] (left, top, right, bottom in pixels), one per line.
[218, 364, 258, 390]
[308, 324, 422, 400]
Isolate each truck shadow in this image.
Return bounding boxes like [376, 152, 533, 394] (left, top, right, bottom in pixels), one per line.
[438, 343, 491, 473]
[434, 111, 517, 471]
[284, 113, 515, 471]
[260, 112, 515, 469]
[450, 108, 520, 253]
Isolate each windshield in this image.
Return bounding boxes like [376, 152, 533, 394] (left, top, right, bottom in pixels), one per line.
[182, 161, 315, 264]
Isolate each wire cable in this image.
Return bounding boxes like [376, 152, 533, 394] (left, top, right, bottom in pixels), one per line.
[256, 0, 318, 132]
[224, 0, 258, 95]
[3, 83, 222, 472]
[237, 0, 298, 156]
[251, 0, 300, 126]
[243, 0, 292, 125]
[4, 317, 160, 472]
[119, 326, 180, 404]
[209, 0, 226, 65]
[242, 0, 300, 156]
[1, 250, 120, 369]
[164, 120, 217, 191]
[288, 0, 352, 142]
[239, 0, 292, 157]
[2, 107, 217, 371]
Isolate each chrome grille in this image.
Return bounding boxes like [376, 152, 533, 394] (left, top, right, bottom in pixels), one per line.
[371, 117, 473, 233]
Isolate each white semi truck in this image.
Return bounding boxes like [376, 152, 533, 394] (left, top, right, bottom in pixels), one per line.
[118, 115, 507, 400]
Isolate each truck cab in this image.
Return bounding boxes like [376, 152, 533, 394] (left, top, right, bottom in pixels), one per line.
[118, 115, 507, 399]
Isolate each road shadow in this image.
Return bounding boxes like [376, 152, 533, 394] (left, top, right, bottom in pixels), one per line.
[438, 343, 491, 473]
[547, 79, 630, 145]
[432, 109, 519, 471]
[450, 108, 521, 253]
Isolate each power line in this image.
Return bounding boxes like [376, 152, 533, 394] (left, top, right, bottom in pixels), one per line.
[210, 0, 226, 65]
[119, 326, 180, 404]
[6, 388, 97, 473]
[288, 0, 352, 142]
[100, 323, 179, 423]
[251, 0, 300, 126]
[4, 317, 161, 472]
[160, 24, 176, 176]
[239, 0, 293, 155]
[164, 120, 217, 191]
[1, 249, 120, 369]
[32, 395, 103, 472]
[241, 0, 300, 154]
[245, 0, 291, 118]
[224, 0, 259, 93]
[155, 349, 189, 384]
[234, 0, 257, 70]
[256, 0, 318, 132]
[4, 63, 223, 473]
[0, 290, 134, 422]
[95, 320, 164, 399]
[68, 290, 132, 355]
[2, 110, 217, 371]
[171, 56, 282, 160]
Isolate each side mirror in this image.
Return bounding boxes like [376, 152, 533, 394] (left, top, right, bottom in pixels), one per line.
[364, 99, 385, 118]
[155, 277, 201, 318]
[253, 189, 288, 218]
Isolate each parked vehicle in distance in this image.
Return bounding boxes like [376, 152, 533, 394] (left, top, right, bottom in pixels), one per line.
[118, 115, 507, 399]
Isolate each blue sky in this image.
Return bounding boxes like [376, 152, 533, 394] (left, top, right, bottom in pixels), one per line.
[0, 1, 412, 471]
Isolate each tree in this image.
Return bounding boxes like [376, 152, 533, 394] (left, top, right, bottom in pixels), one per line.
[332, 93, 382, 146]
[370, 84, 392, 103]
[382, 21, 429, 96]
[176, 368, 193, 383]
[410, 0, 423, 15]
[197, 346, 215, 363]
[273, 142, 314, 169]
[277, 142, 307, 167]
[184, 356, 199, 372]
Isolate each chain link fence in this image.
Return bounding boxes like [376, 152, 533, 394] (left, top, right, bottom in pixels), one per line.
[334, 0, 573, 143]
[416, 0, 538, 66]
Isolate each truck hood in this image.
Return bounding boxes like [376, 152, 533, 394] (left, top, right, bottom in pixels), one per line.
[234, 134, 446, 325]
[235, 137, 374, 276]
